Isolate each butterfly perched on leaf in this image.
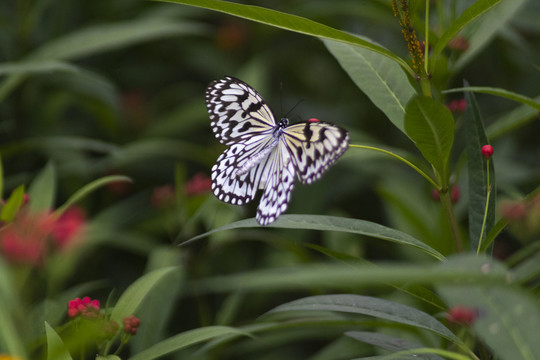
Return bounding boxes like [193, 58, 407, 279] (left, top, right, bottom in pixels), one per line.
[206, 76, 349, 225]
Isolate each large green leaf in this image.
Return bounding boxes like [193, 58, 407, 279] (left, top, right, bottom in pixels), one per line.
[487, 95, 540, 139]
[432, 0, 503, 59]
[437, 255, 540, 360]
[464, 88, 495, 252]
[269, 294, 460, 343]
[324, 39, 416, 135]
[156, 0, 414, 76]
[28, 161, 56, 213]
[0, 260, 26, 358]
[129, 326, 248, 360]
[404, 96, 454, 181]
[184, 215, 445, 261]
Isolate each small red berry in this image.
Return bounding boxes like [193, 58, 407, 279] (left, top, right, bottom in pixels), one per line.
[481, 145, 493, 159]
[432, 188, 440, 201]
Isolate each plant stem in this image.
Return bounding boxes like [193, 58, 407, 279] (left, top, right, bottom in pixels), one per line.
[476, 159, 491, 254]
[440, 188, 463, 253]
[424, 0, 430, 74]
[349, 144, 438, 189]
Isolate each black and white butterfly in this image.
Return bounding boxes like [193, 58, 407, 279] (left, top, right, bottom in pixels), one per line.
[206, 76, 349, 225]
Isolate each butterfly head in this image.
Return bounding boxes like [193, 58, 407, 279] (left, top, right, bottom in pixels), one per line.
[279, 118, 289, 127]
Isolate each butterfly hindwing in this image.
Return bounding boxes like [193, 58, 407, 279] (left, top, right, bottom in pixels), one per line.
[206, 76, 276, 146]
[283, 121, 349, 184]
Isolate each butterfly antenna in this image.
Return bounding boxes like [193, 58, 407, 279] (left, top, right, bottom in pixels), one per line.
[285, 99, 304, 119]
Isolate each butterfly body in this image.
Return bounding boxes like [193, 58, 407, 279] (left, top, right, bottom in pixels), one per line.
[206, 76, 349, 225]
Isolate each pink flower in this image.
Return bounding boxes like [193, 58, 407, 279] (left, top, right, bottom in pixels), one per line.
[52, 207, 86, 250]
[446, 99, 466, 113]
[447, 305, 478, 326]
[184, 173, 212, 197]
[123, 315, 141, 335]
[0, 211, 55, 266]
[500, 201, 528, 221]
[448, 35, 469, 51]
[151, 185, 175, 208]
[67, 296, 101, 318]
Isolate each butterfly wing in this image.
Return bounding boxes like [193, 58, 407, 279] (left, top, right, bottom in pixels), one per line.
[206, 76, 276, 146]
[256, 145, 296, 225]
[211, 132, 276, 206]
[282, 121, 349, 184]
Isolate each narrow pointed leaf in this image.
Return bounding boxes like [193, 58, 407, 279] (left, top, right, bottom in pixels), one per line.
[346, 332, 444, 360]
[45, 322, 73, 360]
[28, 162, 56, 212]
[0, 60, 79, 76]
[156, 0, 413, 75]
[184, 215, 445, 261]
[269, 294, 460, 343]
[404, 96, 454, 179]
[432, 0, 503, 59]
[0, 185, 25, 222]
[324, 39, 416, 135]
[443, 87, 540, 111]
[54, 175, 131, 216]
[111, 266, 178, 324]
[464, 87, 495, 252]
[129, 326, 248, 360]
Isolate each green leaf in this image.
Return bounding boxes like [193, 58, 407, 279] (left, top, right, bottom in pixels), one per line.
[0, 60, 79, 76]
[28, 162, 56, 212]
[454, 0, 526, 70]
[404, 96, 454, 181]
[129, 326, 248, 360]
[45, 322, 73, 360]
[323, 39, 416, 135]
[191, 262, 507, 295]
[437, 255, 540, 360]
[432, 0, 503, 59]
[0, 185, 25, 222]
[345, 332, 445, 360]
[54, 175, 131, 216]
[156, 0, 414, 76]
[464, 87, 495, 252]
[184, 215, 446, 261]
[269, 294, 460, 343]
[30, 19, 205, 61]
[443, 87, 540, 111]
[0, 259, 26, 358]
[487, 95, 540, 139]
[0, 153, 3, 198]
[110, 266, 179, 324]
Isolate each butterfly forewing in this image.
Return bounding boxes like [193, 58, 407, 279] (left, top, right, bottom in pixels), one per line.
[206, 77, 276, 146]
[283, 121, 349, 184]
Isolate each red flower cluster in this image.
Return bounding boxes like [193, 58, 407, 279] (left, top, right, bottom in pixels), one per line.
[184, 173, 212, 197]
[123, 315, 141, 335]
[447, 305, 478, 326]
[68, 297, 101, 318]
[446, 99, 466, 113]
[0, 205, 86, 266]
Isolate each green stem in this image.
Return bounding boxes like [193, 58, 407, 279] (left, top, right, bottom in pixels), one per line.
[440, 187, 463, 253]
[424, 0, 430, 74]
[349, 144, 438, 188]
[476, 159, 491, 254]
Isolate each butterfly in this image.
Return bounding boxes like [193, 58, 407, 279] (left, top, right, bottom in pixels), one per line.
[206, 76, 349, 225]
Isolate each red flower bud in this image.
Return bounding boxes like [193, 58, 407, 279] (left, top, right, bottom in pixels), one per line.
[447, 305, 478, 326]
[481, 145, 493, 159]
[308, 118, 320, 123]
